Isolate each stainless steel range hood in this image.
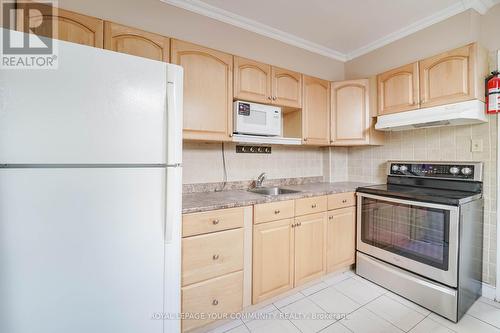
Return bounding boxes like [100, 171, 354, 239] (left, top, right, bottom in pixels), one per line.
[375, 100, 487, 131]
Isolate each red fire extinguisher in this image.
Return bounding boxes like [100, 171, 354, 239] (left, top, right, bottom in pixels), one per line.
[486, 71, 500, 114]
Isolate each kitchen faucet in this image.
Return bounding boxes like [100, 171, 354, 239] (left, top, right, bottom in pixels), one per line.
[255, 172, 266, 188]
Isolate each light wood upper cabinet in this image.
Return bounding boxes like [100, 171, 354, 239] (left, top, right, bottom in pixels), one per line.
[272, 67, 303, 108]
[302, 76, 330, 145]
[234, 56, 272, 104]
[377, 62, 419, 115]
[16, 4, 103, 47]
[103, 22, 169, 62]
[327, 207, 356, 273]
[419, 43, 487, 108]
[294, 212, 327, 286]
[171, 39, 233, 141]
[253, 219, 294, 304]
[331, 79, 383, 146]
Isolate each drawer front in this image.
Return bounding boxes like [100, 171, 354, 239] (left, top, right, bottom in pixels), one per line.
[295, 195, 327, 216]
[182, 271, 243, 332]
[328, 192, 356, 210]
[254, 200, 294, 224]
[183, 207, 244, 237]
[182, 228, 244, 286]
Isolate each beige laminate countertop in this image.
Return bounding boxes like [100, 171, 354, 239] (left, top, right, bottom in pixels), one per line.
[182, 181, 372, 214]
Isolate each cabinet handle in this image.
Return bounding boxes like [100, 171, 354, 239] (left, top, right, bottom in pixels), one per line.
[212, 219, 220, 225]
[311, 203, 317, 208]
[291, 223, 296, 228]
[329, 216, 333, 220]
[272, 96, 277, 100]
[297, 222, 302, 226]
[212, 299, 219, 306]
[212, 254, 220, 260]
[274, 209, 280, 214]
[304, 138, 308, 142]
[267, 96, 272, 100]
[342, 199, 347, 203]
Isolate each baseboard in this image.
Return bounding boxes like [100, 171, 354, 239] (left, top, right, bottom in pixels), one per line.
[482, 282, 497, 301]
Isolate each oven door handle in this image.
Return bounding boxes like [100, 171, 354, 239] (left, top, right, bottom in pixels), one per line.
[356, 192, 459, 213]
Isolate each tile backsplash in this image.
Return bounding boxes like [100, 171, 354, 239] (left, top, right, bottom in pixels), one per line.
[183, 142, 324, 184]
[344, 117, 498, 286]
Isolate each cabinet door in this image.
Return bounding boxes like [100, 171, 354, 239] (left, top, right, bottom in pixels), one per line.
[294, 212, 326, 286]
[272, 67, 302, 108]
[234, 56, 271, 104]
[252, 219, 294, 304]
[171, 39, 233, 141]
[327, 207, 356, 273]
[104, 22, 169, 62]
[16, 3, 103, 47]
[377, 62, 419, 115]
[302, 76, 330, 145]
[419, 43, 481, 108]
[331, 79, 370, 145]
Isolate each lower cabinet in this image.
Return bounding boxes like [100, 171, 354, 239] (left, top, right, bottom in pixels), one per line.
[327, 206, 356, 272]
[182, 271, 243, 332]
[252, 206, 327, 304]
[294, 212, 327, 286]
[252, 218, 294, 304]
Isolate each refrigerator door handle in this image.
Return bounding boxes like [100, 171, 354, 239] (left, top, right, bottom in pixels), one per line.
[164, 166, 182, 244]
[166, 78, 182, 165]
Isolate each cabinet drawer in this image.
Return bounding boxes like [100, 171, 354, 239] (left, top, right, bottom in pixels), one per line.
[295, 195, 327, 216]
[182, 271, 243, 332]
[183, 207, 244, 237]
[328, 192, 356, 210]
[254, 200, 294, 224]
[182, 228, 243, 286]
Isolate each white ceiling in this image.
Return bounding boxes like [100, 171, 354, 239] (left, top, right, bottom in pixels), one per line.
[161, 0, 500, 61]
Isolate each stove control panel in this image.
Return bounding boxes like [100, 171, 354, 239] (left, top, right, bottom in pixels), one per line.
[388, 162, 482, 181]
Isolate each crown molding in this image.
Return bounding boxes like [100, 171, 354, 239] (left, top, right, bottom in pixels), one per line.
[160, 0, 347, 61]
[161, 0, 499, 63]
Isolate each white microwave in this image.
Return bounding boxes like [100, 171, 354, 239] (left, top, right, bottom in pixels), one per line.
[233, 101, 282, 136]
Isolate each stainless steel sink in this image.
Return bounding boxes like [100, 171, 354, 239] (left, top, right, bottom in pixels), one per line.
[248, 186, 301, 196]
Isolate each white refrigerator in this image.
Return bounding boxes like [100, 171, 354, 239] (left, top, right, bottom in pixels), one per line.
[0, 29, 183, 333]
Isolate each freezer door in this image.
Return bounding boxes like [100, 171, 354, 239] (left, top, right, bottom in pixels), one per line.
[0, 30, 182, 164]
[0, 168, 178, 333]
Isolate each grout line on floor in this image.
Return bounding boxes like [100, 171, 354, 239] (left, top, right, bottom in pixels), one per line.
[462, 313, 500, 330]
[406, 313, 430, 333]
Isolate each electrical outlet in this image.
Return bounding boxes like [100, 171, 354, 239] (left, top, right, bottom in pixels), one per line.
[471, 139, 483, 152]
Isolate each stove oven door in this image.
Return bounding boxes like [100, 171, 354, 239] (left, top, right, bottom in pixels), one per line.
[357, 193, 459, 287]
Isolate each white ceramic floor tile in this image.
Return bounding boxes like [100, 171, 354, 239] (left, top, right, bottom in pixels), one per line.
[245, 310, 301, 333]
[224, 325, 251, 333]
[429, 313, 500, 333]
[242, 304, 277, 323]
[321, 273, 352, 286]
[351, 275, 388, 294]
[273, 292, 305, 309]
[384, 291, 431, 316]
[207, 319, 245, 333]
[281, 298, 336, 333]
[409, 317, 456, 333]
[300, 281, 329, 296]
[340, 308, 403, 333]
[365, 295, 426, 331]
[308, 286, 361, 316]
[466, 300, 500, 328]
[320, 322, 353, 333]
[478, 297, 500, 310]
[334, 277, 385, 305]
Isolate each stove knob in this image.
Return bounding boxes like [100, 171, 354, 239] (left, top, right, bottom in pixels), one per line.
[461, 167, 472, 175]
[449, 166, 460, 175]
[391, 165, 399, 172]
[399, 165, 408, 172]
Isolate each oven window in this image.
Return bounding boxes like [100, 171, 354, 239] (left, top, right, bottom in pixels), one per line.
[360, 197, 450, 270]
